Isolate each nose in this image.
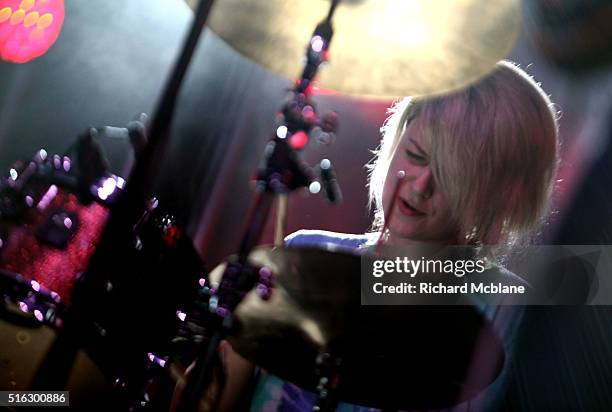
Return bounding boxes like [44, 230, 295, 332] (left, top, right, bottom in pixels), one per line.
[410, 166, 433, 199]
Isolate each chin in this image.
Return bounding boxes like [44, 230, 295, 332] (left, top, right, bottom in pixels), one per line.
[388, 226, 426, 243]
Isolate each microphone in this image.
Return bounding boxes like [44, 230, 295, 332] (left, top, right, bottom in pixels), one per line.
[319, 158, 342, 204]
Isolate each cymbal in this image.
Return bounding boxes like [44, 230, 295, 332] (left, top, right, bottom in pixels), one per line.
[185, 0, 521, 98]
[210, 246, 505, 410]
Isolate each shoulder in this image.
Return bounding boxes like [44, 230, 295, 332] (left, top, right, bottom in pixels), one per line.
[284, 229, 377, 254]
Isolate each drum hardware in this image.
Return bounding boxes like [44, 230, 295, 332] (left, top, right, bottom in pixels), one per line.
[223, 246, 505, 411]
[91, 113, 149, 158]
[0, 148, 124, 304]
[312, 350, 342, 412]
[3, 0, 212, 404]
[318, 158, 342, 205]
[175, 2, 344, 410]
[0, 149, 69, 221]
[54, 0, 217, 400]
[0, 275, 114, 409]
[0, 144, 199, 407]
[65, 203, 205, 410]
[0, 145, 121, 393]
[0, 269, 63, 329]
[87, 0, 216, 258]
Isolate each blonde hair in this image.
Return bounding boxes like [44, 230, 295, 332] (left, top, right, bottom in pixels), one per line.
[367, 61, 559, 256]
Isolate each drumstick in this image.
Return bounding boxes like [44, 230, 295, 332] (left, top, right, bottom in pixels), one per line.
[274, 194, 289, 247]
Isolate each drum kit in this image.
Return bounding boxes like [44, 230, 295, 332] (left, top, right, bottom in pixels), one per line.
[0, 0, 519, 411]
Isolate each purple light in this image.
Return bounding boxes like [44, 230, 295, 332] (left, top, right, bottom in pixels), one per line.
[62, 157, 71, 172]
[311, 35, 324, 53]
[301, 105, 315, 121]
[37, 185, 58, 210]
[198, 278, 206, 287]
[34, 310, 43, 322]
[176, 311, 187, 322]
[31, 280, 41, 292]
[147, 352, 167, 368]
[50, 291, 61, 302]
[18, 301, 28, 312]
[63, 217, 72, 229]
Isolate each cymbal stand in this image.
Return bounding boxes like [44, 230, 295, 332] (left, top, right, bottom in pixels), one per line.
[27, 0, 217, 405]
[312, 349, 343, 412]
[176, 2, 342, 411]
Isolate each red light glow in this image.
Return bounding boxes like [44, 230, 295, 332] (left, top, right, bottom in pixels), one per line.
[289, 131, 309, 150]
[0, 0, 64, 64]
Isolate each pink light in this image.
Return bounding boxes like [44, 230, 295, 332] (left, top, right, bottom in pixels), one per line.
[18, 301, 28, 312]
[0, 0, 65, 64]
[33, 309, 43, 321]
[312, 86, 338, 96]
[289, 131, 309, 150]
[198, 278, 206, 287]
[176, 311, 186, 322]
[30, 279, 40, 291]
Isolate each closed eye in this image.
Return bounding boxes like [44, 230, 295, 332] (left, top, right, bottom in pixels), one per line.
[405, 149, 427, 164]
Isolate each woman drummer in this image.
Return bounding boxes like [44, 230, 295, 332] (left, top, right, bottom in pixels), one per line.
[246, 60, 560, 411]
[179, 60, 560, 411]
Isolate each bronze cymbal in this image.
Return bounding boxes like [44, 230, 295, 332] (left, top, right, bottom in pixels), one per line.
[185, 0, 521, 98]
[211, 246, 505, 410]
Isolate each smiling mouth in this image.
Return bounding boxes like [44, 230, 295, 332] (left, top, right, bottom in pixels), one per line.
[398, 198, 426, 216]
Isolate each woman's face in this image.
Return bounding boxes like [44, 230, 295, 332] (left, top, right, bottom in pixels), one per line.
[382, 119, 460, 245]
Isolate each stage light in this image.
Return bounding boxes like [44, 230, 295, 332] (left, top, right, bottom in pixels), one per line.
[0, 0, 64, 64]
